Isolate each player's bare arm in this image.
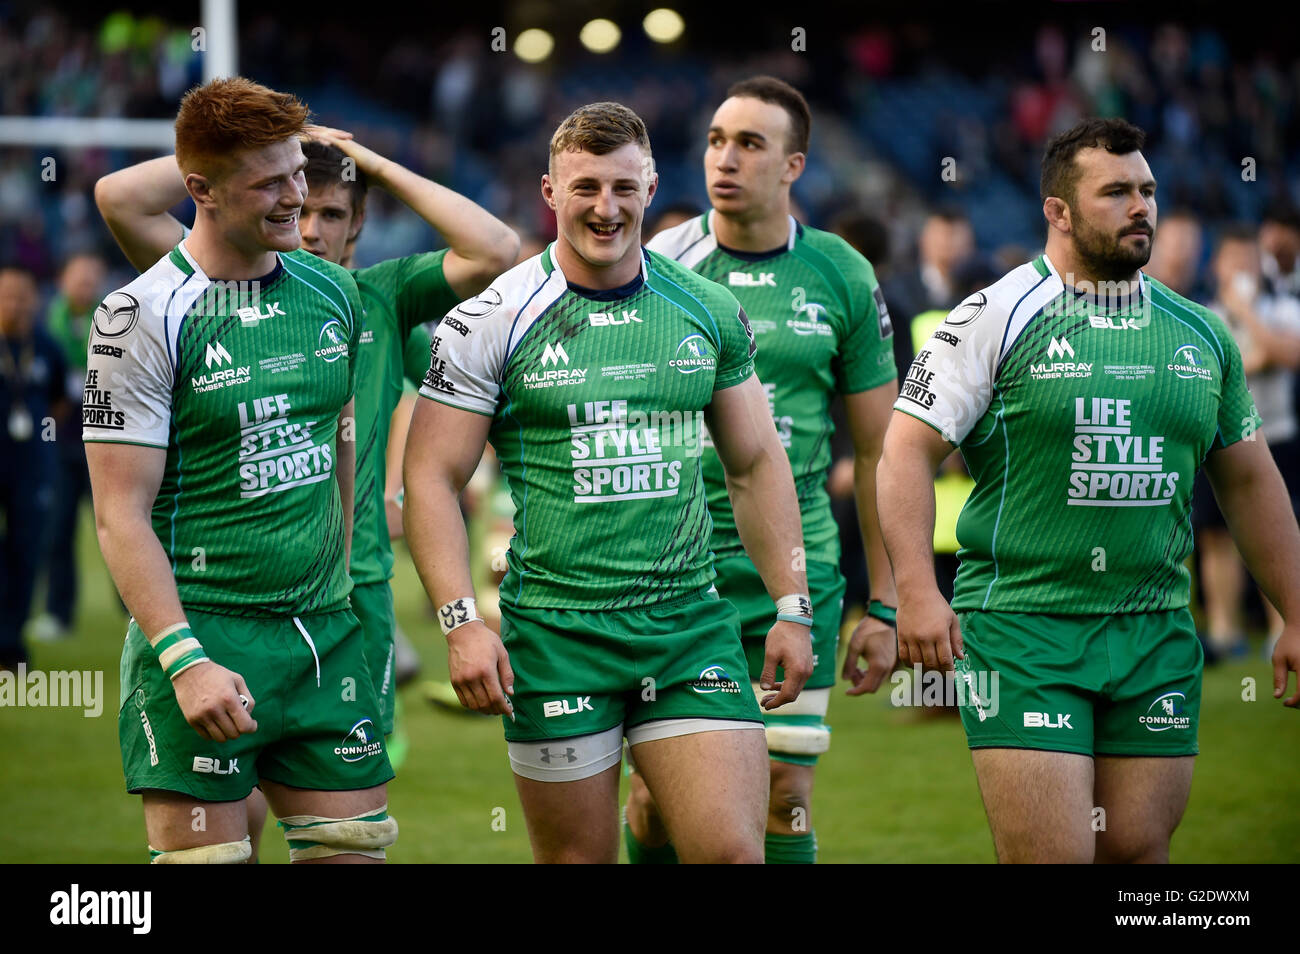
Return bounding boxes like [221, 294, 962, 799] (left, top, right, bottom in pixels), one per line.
[877, 411, 965, 671]
[85, 442, 257, 742]
[841, 381, 902, 694]
[307, 125, 519, 296]
[402, 397, 514, 716]
[93, 156, 189, 271]
[1203, 436, 1300, 706]
[706, 373, 813, 707]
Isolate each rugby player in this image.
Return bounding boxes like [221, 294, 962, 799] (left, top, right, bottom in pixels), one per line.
[629, 76, 899, 864]
[403, 102, 813, 864]
[878, 118, 1300, 863]
[85, 77, 394, 863]
[95, 118, 517, 856]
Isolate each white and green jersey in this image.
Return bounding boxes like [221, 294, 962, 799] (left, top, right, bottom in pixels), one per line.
[648, 212, 896, 564]
[900, 254, 1262, 614]
[419, 243, 756, 610]
[83, 244, 363, 617]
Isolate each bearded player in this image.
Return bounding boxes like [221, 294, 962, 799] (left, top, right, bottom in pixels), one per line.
[878, 118, 1300, 863]
[404, 102, 813, 863]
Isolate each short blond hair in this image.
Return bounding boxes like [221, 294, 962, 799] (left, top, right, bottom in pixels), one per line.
[548, 102, 653, 178]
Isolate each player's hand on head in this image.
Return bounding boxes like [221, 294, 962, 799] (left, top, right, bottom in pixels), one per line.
[842, 614, 898, 696]
[171, 661, 258, 742]
[760, 620, 814, 709]
[1272, 625, 1300, 707]
[303, 125, 385, 179]
[447, 621, 515, 718]
[303, 124, 354, 143]
[898, 591, 962, 673]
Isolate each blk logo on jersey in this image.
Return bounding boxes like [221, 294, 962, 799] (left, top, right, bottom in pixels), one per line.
[236, 301, 285, 326]
[729, 272, 776, 287]
[589, 309, 641, 326]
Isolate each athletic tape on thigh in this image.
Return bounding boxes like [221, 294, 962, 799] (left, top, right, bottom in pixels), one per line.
[149, 836, 252, 864]
[278, 805, 398, 862]
[508, 724, 624, 783]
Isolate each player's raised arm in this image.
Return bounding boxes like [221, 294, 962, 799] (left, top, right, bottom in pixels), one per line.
[706, 374, 813, 708]
[93, 156, 189, 271]
[877, 411, 965, 671]
[403, 397, 513, 716]
[307, 125, 519, 297]
[840, 382, 902, 694]
[1204, 432, 1300, 706]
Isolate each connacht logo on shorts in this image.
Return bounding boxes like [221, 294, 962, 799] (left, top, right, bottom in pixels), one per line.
[316, 319, 349, 362]
[671, 334, 716, 374]
[1140, 691, 1192, 731]
[687, 665, 741, 694]
[335, 718, 384, 762]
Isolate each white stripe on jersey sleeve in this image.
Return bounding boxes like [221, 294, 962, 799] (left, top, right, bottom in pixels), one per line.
[645, 214, 716, 269]
[896, 260, 1062, 445]
[83, 254, 208, 447]
[418, 253, 567, 416]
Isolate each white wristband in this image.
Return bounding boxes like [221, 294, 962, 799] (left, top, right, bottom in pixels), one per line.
[775, 594, 813, 620]
[438, 597, 483, 637]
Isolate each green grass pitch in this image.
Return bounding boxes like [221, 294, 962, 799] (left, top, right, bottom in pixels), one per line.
[2, 508, 1296, 863]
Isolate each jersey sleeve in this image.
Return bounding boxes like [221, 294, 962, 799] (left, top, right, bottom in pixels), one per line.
[404, 322, 434, 385]
[418, 286, 510, 417]
[893, 291, 1002, 445]
[834, 256, 897, 394]
[713, 297, 757, 391]
[384, 250, 456, 338]
[1214, 330, 1263, 450]
[82, 290, 172, 447]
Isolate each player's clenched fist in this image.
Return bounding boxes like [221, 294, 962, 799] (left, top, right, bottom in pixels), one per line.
[897, 590, 964, 672]
[447, 621, 516, 717]
[171, 661, 257, 742]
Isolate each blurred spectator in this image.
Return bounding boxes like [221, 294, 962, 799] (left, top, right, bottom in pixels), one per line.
[0, 266, 67, 670]
[1192, 226, 1300, 658]
[1143, 208, 1204, 299]
[1259, 207, 1300, 297]
[882, 208, 974, 377]
[32, 253, 107, 641]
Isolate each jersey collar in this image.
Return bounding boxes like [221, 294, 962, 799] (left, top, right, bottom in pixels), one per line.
[542, 241, 649, 300]
[174, 239, 286, 286]
[706, 209, 798, 261]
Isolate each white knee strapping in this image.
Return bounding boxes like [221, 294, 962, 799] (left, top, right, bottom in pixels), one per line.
[279, 806, 398, 862]
[751, 684, 831, 755]
[150, 836, 252, 864]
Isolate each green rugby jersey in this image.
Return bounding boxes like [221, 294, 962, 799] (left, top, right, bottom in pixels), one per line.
[83, 243, 363, 617]
[900, 254, 1261, 614]
[648, 213, 897, 564]
[349, 251, 452, 585]
[419, 243, 756, 610]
